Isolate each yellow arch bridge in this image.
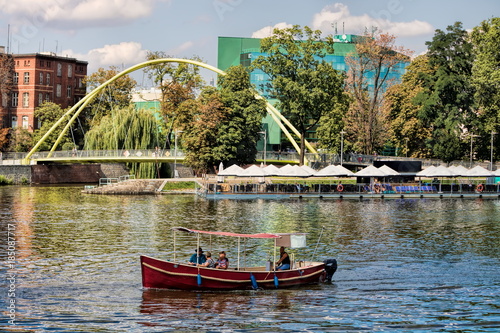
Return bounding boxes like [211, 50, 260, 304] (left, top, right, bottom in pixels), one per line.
[22, 58, 319, 166]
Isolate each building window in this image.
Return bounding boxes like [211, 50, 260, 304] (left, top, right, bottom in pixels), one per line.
[12, 92, 18, 107]
[22, 116, 29, 129]
[23, 92, 29, 107]
[39, 72, 44, 84]
[37, 117, 42, 129]
[56, 84, 62, 97]
[40, 60, 44, 67]
[67, 85, 72, 98]
[47, 61, 51, 68]
[46, 73, 51, 85]
[1, 93, 6, 107]
[12, 116, 17, 128]
[78, 77, 83, 88]
[68, 64, 72, 78]
[57, 63, 62, 76]
[13, 72, 18, 84]
[24, 72, 30, 84]
[45, 93, 50, 102]
[38, 93, 43, 106]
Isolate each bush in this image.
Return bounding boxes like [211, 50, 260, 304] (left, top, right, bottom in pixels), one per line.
[162, 181, 196, 191]
[0, 175, 13, 185]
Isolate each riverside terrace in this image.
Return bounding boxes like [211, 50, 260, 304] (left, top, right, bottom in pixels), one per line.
[199, 164, 500, 200]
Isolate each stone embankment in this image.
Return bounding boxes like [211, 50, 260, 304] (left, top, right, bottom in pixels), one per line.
[83, 179, 166, 195]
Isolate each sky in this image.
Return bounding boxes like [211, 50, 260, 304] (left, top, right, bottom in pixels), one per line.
[0, 0, 498, 86]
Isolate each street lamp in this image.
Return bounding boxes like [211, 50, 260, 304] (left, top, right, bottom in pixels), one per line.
[491, 131, 497, 171]
[340, 130, 346, 165]
[470, 134, 479, 168]
[259, 131, 267, 165]
[173, 130, 183, 178]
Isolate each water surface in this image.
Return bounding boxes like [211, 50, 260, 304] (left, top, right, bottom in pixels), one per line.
[1, 186, 499, 332]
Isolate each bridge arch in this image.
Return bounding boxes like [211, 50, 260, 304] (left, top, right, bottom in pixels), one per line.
[24, 58, 318, 164]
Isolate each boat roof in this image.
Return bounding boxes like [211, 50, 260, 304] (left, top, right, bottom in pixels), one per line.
[172, 227, 282, 239]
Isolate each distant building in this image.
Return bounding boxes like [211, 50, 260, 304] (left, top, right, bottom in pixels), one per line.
[0, 50, 88, 131]
[217, 36, 408, 151]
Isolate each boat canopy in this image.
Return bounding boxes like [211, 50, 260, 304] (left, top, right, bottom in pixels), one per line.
[172, 227, 281, 239]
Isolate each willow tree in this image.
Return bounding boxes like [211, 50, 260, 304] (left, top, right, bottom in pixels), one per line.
[345, 30, 412, 155]
[252, 25, 346, 165]
[144, 51, 204, 148]
[84, 105, 167, 178]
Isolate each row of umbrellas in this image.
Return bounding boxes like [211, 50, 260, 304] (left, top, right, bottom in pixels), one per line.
[218, 163, 500, 178]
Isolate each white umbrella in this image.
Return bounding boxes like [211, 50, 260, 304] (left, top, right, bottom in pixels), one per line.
[354, 165, 387, 177]
[218, 164, 244, 176]
[300, 165, 317, 176]
[449, 165, 469, 176]
[314, 165, 340, 177]
[278, 164, 296, 176]
[431, 165, 458, 177]
[495, 169, 500, 177]
[263, 164, 281, 176]
[465, 165, 494, 177]
[335, 165, 355, 177]
[238, 165, 270, 177]
[292, 165, 314, 177]
[378, 165, 399, 176]
[416, 165, 437, 177]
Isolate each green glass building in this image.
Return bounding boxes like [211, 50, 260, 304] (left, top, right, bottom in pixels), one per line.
[217, 35, 408, 152]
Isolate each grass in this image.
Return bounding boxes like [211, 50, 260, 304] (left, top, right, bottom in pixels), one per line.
[162, 181, 196, 191]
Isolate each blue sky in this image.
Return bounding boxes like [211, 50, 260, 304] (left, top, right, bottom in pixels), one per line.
[0, 0, 498, 86]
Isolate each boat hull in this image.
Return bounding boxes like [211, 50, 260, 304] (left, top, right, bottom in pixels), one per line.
[141, 255, 327, 290]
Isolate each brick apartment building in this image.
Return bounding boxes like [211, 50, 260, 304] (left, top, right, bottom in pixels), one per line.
[0, 50, 88, 131]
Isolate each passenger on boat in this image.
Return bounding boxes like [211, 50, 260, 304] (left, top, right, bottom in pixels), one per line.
[216, 251, 229, 269]
[276, 246, 291, 270]
[198, 251, 216, 268]
[189, 247, 206, 265]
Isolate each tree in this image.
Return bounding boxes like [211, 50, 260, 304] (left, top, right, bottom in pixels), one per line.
[253, 25, 346, 165]
[144, 52, 204, 148]
[83, 66, 137, 126]
[179, 66, 267, 173]
[417, 22, 476, 163]
[84, 105, 166, 178]
[344, 30, 412, 155]
[0, 53, 14, 127]
[316, 93, 350, 153]
[471, 17, 500, 160]
[32, 102, 72, 151]
[8, 128, 33, 152]
[385, 55, 434, 158]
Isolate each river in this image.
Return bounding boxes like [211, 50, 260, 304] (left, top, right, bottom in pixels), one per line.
[1, 186, 499, 332]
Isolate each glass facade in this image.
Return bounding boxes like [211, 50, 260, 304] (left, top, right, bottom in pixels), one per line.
[217, 36, 409, 151]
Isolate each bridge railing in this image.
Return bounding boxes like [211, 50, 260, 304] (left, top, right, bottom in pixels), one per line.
[27, 149, 186, 159]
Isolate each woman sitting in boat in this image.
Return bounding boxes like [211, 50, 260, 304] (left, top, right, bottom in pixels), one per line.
[198, 251, 216, 268]
[276, 246, 291, 270]
[215, 251, 229, 269]
[188, 247, 206, 265]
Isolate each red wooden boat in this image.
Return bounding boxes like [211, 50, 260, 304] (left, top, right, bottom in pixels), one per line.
[141, 227, 337, 290]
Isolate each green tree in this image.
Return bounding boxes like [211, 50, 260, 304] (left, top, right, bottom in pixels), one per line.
[253, 25, 346, 165]
[385, 55, 434, 158]
[417, 22, 476, 163]
[83, 66, 137, 126]
[8, 128, 33, 152]
[471, 17, 500, 160]
[32, 102, 72, 151]
[344, 30, 412, 155]
[316, 93, 350, 153]
[144, 52, 204, 148]
[84, 105, 166, 178]
[180, 66, 267, 173]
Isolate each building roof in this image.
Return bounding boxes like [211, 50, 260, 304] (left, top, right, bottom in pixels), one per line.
[12, 52, 88, 64]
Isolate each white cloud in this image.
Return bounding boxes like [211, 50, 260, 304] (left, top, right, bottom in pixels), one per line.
[0, 0, 169, 28]
[169, 41, 195, 55]
[62, 42, 149, 73]
[312, 3, 433, 37]
[251, 22, 294, 39]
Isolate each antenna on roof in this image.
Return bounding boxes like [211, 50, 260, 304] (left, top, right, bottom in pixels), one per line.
[7, 24, 10, 54]
[334, 23, 338, 35]
[343, 22, 345, 34]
